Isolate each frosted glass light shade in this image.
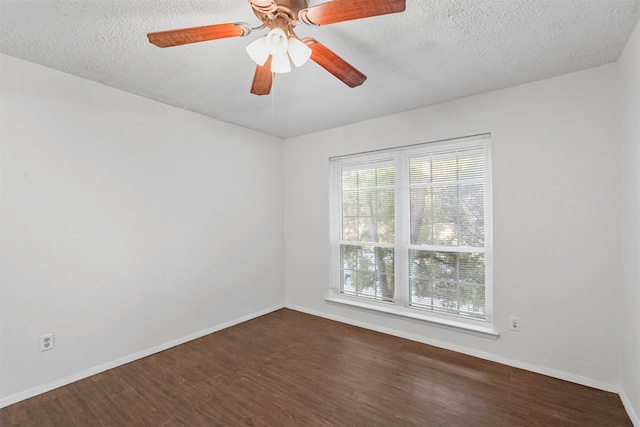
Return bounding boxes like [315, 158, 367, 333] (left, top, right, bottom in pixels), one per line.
[271, 53, 291, 73]
[246, 28, 311, 74]
[265, 28, 288, 55]
[246, 36, 269, 66]
[287, 37, 312, 68]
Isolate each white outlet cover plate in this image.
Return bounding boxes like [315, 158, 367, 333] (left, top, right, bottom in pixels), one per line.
[510, 317, 520, 332]
[40, 333, 54, 351]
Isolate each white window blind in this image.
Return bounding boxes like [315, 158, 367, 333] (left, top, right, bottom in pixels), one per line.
[339, 158, 396, 302]
[330, 135, 493, 323]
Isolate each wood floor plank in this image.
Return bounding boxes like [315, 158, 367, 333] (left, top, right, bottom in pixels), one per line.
[0, 309, 632, 426]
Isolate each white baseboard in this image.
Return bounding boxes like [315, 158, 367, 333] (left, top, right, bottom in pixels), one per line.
[620, 388, 640, 427]
[0, 304, 284, 409]
[285, 303, 620, 394]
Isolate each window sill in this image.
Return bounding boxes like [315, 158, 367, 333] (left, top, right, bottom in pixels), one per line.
[325, 296, 500, 340]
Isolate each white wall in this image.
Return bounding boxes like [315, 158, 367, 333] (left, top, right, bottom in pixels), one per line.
[284, 63, 622, 389]
[0, 54, 284, 403]
[618, 20, 640, 423]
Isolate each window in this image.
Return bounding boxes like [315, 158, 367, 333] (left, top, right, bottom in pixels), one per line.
[330, 135, 493, 325]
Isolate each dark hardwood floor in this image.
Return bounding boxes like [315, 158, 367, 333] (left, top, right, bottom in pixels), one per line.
[0, 308, 632, 426]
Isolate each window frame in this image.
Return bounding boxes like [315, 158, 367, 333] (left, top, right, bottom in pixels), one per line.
[328, 135, 497, 338]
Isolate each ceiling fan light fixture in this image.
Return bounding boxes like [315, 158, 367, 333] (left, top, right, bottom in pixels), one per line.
[149, 0, 408, 95]
[246, 36, 270, 66]
[287, 37, 312, 67]
[271, 52, 292, 73]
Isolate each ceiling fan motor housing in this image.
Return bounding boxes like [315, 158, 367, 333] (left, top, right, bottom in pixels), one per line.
[252, 0, 308, 26]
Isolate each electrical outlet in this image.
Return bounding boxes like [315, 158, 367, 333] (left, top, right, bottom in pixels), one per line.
[40, 333, 55, 352]
[510, 317, 520, 332]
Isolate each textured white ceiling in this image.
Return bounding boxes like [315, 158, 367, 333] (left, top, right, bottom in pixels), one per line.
[1, 1, 638, 138]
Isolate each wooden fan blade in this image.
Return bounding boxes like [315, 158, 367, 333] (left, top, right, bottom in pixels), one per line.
[251, 56, 273, 96]
[304, 39, 366, 88]
[147, 23, 248, 48]
[300, 0, 405, 26]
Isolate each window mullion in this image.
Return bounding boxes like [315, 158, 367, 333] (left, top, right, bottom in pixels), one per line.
[395, 153, 409, 307]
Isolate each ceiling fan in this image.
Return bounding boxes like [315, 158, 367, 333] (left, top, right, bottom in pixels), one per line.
[147, 0, 406, 95]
